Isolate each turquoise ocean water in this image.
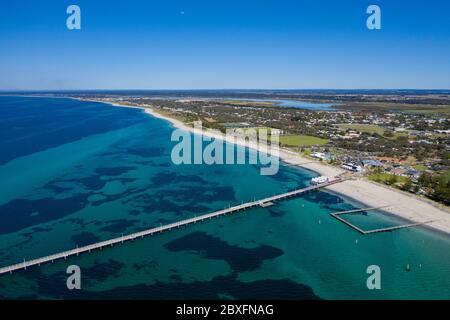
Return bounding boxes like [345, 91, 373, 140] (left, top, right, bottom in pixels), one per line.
[0, 96, 449, 299]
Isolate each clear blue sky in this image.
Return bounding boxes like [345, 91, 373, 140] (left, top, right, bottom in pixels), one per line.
[1, 0, 449, 90]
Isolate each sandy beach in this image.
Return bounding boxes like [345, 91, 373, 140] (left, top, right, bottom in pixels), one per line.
[102, 101, 450, 236]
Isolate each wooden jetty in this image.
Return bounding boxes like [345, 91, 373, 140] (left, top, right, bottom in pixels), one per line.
[0, 178, 343, 275]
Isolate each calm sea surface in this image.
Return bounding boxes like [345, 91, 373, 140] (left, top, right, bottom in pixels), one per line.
[0, 96, 448, 299]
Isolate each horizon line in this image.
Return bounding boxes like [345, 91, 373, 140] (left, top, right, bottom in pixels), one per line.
[1, 88, 450, 93]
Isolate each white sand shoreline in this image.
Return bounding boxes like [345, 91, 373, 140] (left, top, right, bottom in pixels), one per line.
[92, 100, 450, 236]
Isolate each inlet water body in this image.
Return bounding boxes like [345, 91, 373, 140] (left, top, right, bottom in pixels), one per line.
[0, 96, 448, 300]
[217, 98, 337, 110]
[147, 96, 336, 110]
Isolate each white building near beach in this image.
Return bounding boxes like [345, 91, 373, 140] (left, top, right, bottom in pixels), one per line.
[310, 176, 329, 185]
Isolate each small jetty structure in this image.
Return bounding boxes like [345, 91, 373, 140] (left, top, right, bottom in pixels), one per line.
[330, 206, 434, 235]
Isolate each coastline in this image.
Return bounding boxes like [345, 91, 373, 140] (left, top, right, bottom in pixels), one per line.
[89, 99, 450, 236]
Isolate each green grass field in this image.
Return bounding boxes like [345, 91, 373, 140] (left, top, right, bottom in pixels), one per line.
[344, 102, 450, 115]
[336, 124, 385, 135]
[413, 164, 428, 171]
[404, 107, 450, 115]
[368, 172, 410, 185]
[336, 123, 409, 138]
[279, 135, 329, 146]
[440, 170, 450, 183]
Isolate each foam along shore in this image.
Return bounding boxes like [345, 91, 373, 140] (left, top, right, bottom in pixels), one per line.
[103, 101, 450, 236]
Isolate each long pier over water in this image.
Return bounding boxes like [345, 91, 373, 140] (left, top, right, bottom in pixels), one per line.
[0, 179, 343, 275]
